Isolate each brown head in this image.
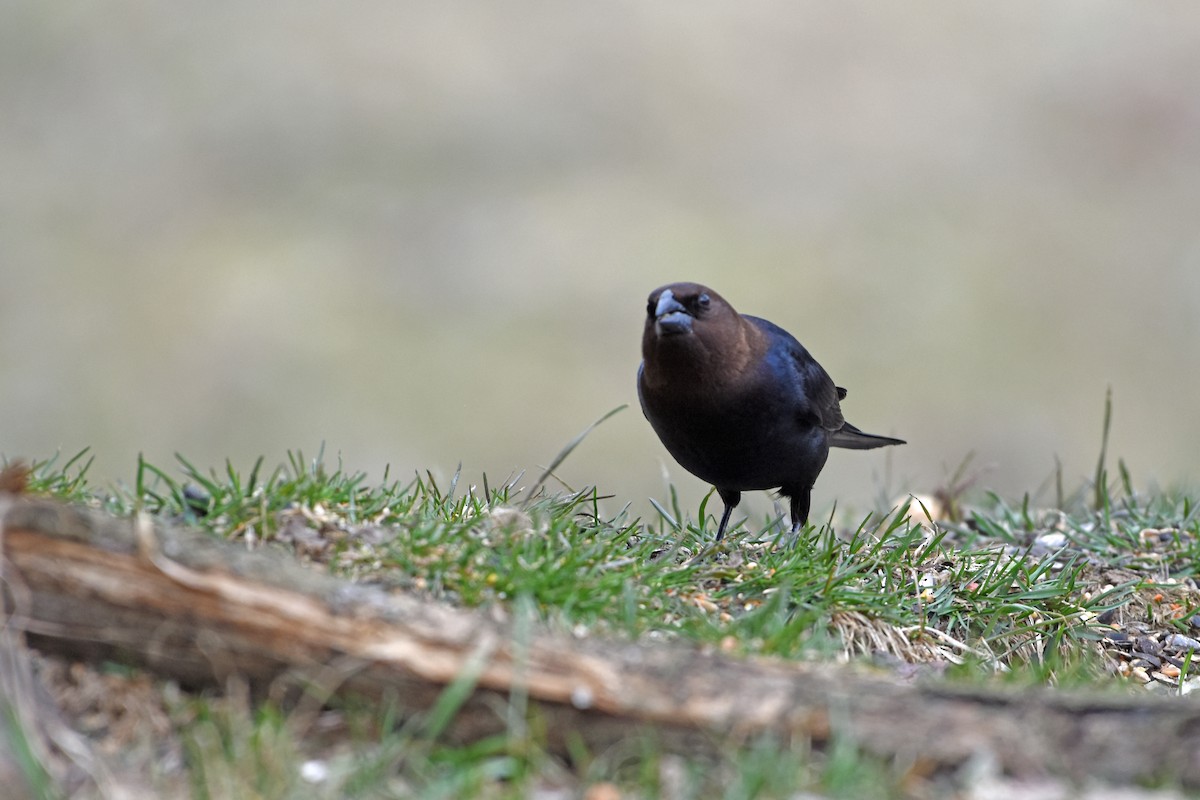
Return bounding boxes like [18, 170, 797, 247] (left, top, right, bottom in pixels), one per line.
[640, 282, 762, 389]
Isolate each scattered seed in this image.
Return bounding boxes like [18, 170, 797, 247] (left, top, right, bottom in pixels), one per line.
[1165, 634, 1200, 651]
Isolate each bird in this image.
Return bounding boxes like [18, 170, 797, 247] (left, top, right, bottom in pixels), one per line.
[637, 281, 904, 541]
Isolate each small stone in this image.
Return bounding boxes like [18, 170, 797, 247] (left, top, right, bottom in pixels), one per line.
[570, 684, 594, 710]
[900, 493, 945, 525]
[300, 760, 329, 783]
[1035, 532, 1067, 549]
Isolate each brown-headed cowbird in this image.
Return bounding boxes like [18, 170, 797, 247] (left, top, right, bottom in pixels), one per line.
[638, 282, 904, 541]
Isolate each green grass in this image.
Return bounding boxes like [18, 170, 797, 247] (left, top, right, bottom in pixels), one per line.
[166, 689, 911, 799]
[8, 423, 1200, 797]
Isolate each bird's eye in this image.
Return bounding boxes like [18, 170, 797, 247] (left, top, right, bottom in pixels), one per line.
[697, 293, 711, 309]
[646, 298, 656, 317]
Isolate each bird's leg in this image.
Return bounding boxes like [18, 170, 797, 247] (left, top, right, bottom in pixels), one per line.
[715, 488, 741, 541]
[787, 486, 812, 535]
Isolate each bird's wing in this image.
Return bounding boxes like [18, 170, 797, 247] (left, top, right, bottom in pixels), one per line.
[636, 362, 650, 420]
[745, 316, 846, 433]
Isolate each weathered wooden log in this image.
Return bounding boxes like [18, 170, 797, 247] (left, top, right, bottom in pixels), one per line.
[2, 496, 1199, 785]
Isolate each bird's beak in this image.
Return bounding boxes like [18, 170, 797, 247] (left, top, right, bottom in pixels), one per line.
[653, 290, 692, 336]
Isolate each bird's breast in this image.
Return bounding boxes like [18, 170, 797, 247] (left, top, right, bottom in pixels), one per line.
[641, 375, 828, 491]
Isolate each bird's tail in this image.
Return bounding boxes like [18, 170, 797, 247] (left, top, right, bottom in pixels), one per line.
[830, 422, 905, 450]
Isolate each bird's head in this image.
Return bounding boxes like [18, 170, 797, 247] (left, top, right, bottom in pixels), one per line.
[642, 283, 752, 379]
[645, 282, 733, 336]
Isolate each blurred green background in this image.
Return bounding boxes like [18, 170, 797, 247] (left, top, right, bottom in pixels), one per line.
[4, 3, 1199, 523]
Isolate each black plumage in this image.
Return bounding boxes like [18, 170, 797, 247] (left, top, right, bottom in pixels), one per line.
[638, 282, 904, 540]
